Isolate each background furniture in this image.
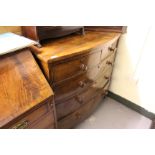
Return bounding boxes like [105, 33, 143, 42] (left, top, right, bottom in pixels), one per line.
[22, 26, 84, 46]
[0, 48, 56, 129]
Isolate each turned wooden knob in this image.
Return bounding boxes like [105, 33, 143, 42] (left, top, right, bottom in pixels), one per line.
[75, 96, 83, 104]
[75, 112, 81, 119]
[98, 64, 101, 68]
[104, 76, 110, 80]
[106, 61, 113, 65]
[101, 89, 108, 96]
[108, 47, 115, 52]
[78, 81, 85, 88]
[80, 64, 88, 71]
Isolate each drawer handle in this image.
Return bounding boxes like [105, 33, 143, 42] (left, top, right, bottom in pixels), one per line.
[75, 112, 81, 119]
[78, 81, 85, 88]
[12, 120, 28, 129]
[75, 96, 84, 104]
[80, 64, 88, 71]
[106, 61, 113, 66]
[101, 89, 108, 96]
[104, 76, 110, 80]
[108, 47, 115, 52]
[104, 89, 108, 95]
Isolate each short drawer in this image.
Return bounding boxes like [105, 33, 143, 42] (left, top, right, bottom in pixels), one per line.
[100, 46, 116, 68]
[102, 50, 116, 83]
[57, 93, 103, 129]
[101, 39, 118, 61]
[51, 48, 102, 84]
[94, 65, 113, 90]
[9, 102, 55, 129]
[94, 49, 116, 88]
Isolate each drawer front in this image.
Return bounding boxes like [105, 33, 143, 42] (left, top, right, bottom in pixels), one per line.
[102, 50, 116, 82]
[100, 47, 116, 70]
[95, 65, 113, 90]
[101, 39, 118, 61]
[53, 65, 103, 101]
[56, 96, 80, 120]
[56, 79, 107, 120]
[51, 48, 102, 84]
[30, 112, 55, 129]
[57, 93, 103, 129]
[9, 102, 55, 129]
[96, 50, 116, 86]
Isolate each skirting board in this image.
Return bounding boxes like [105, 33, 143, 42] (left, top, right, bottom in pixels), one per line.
[108, 91, 155, 120]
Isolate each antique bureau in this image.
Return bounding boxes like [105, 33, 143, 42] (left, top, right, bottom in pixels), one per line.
[0, 48, 57, 129]
[27, 30, 121, 129]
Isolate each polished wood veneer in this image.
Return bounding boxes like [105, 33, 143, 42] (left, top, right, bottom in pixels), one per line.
[51, 49, 101, 84]
[36, 31, 120, 63]
[0, 49, 56, 128]
[28, 31, 121, 128]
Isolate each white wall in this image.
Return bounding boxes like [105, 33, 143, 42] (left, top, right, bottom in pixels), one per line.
[110, 26, 155, 113]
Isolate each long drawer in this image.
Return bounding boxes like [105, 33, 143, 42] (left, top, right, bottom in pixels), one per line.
[57, 92, 103, 129]
[50, 48, 102, 84]
[6, 102, 55, 129]
[56, 81, 110, 120]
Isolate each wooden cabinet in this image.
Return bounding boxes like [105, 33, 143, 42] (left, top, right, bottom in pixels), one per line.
[28, 31, 121, 128]
[0, 49, 56, 129]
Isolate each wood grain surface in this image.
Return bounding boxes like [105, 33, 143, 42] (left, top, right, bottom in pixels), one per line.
[36, 31, 120, 63]
[31, 31, 120, 128]
[0, 48, 54, 127]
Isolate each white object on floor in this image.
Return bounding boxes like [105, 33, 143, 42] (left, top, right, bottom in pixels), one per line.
[75, 97, 152, 129]
[0, 32, 37, 56]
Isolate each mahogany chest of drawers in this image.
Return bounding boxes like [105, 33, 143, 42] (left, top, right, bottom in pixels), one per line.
[30, 31, 121, 128]
[0, 49, 57, 129]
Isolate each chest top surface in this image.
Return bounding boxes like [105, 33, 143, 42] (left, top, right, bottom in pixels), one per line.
[36, 31, 121, 63]
[0, 48, 54, 127]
